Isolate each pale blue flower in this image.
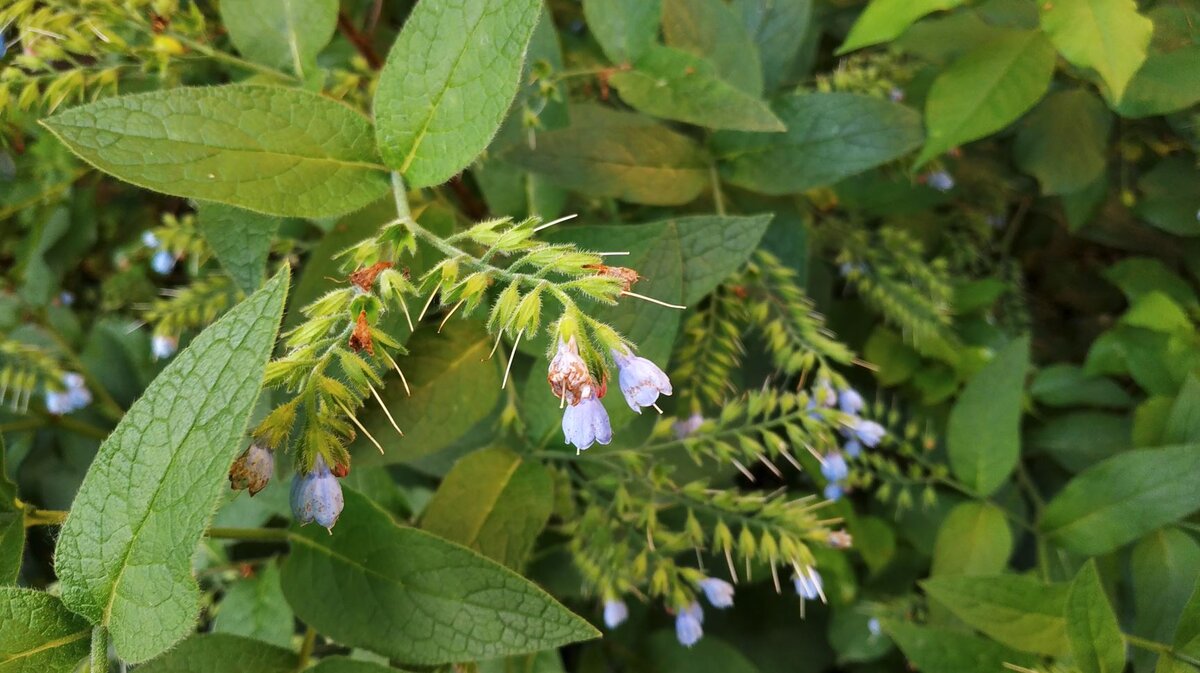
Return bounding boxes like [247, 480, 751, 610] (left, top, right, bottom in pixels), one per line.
[698, 578, 734, 609]
[141, 231, 160, 248]
[675, 602, 704, 647]
[291, 455, 344, 531]
[562, 395, 612, 453]
[838, 388, 865, 415]
[151, 249, 175, 275]
[58, 291, 74, 306]
[868, 618, 882, 636]
[853, 419, 886, 448]
[603, 599, 628, 629]
[793, 568, 823, 601]
[824, 483, 844, 501]
[844, 439, 863, 459]
[814, 379, 837, 407]
[927, 171, 955, 192]
[821, 452, 849, 482]
[888, 87, 905, 102]
[151, 334, 178, 360]
[612, 348, 672, 413]
[46, 372, 91, 415]
[673, 412, 705, 439]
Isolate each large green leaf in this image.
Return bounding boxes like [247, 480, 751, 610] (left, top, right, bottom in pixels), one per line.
[1040, 444, 1200, 556]
[1040, 0, 1153, 102]
[1134, 158, 1200, 237]
[946, 337, 1029, 497]
[421, 447, 553, 569]
[42, 86, 389, 218]
[0, 436, 21, 585]
[929, 502, 1012, 577]
[374, 0, 542, 187]
[212, 561, 294, 649]
[610, 46, 785, 132]
[646, 631, 761, 673]
[280, 488, 598, 665]
[1029, 364, 1133, 409]
[663, 0, 764, 95]
[53, 269, 290, 663]
[1065, 561, 1126, 673]
[669, 214, 772, 305]
[0, 589, 90, 673]
[838, 0, 965, 54]
[134, 633, 298, 673]
[732, 0, 812, 92]
[310, 657, 414, 673]
[1013, 89, 1112, 195]
[920, 575, 1069, 656]
[1165, 581, 1200, 672]
[582, 0, 661, 64]
[219, 0, 338, 77]
[1027, 411, 1130, 473]
[885, 621, 1038, 673]
[1131, 529, 1200, 673]
[197, 202, 279, 294]
[504, 106, 709, 206]
[713, 92, 923, 195]
[916, 30, 1055, 165]
[1114, 46, 1200, 118]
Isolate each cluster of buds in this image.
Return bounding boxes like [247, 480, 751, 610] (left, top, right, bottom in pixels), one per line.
[809, 380, 887, 501]
[44, 372, 91, 415]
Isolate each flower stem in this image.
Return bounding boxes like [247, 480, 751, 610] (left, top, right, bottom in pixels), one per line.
[205, 527, 291, 542]
[296, 626, 318, 670]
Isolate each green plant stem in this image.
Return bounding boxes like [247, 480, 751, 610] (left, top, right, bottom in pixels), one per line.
[205, 527, 292, 542]
[710, 164, 726, 216]
[0, 418, 44, 434]
[1126, 634, 1200, 669]
[171, 35, 298, 82]
[22, 506, 68, 527]
[44, 413, 111, 441]
[296, 626, 318, 670]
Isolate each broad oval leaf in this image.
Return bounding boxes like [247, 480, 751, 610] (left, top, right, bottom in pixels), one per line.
[310, 657, 414, 673]
[583, 0, 662, 64]
[920, 574, 1070, 656]
[713, 92, 923, 195]
[1131, 529, 1200, 672]
[1040, 443, 1200, 556]
[197, 202, 280, 294]
[374, 0, 542, 187]
[135, 633, 298, 673]
[916, 30, 1055, 165]
[211, 561, 294, 649]
[280, 488, 599, 665]
[0, 589, 90, 673]
[884, 621, 1038, 673]
[610, 46, 785, 132]
[1114, 46, 1200, 118]
[663, 0, 764, 95]
[1013, 89, 1112, 195]
[504, 106, 709, 206]
[946, 336, 1029, 497]
[42, 86, 389, 218]
[421, 447, 553, 569]
[54, 269, 290, 663]
[1040, 0, 1153, 102]
[1066, 561, 1126, 673]
[838, 0, 965, 54]
[219, 0, 338, 77]
[930, 502, 1012, 577]
[732, 0, 813, 92]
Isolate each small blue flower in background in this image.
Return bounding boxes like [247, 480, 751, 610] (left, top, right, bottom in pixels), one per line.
[673, 411, 704, 439]
[290, 454, 344, 531]
[823, 482, 844, 501]
[562, 395, 612, 454]
[844, 439, 863, 459]
[58, 291, 74, 306]
[612, 348, 672, 413]
[839, 261, 868, 278]
[852, 419, 886, 448]
[888, 87, 904, 102]
[44, 372, 91, 415]
[603, 599, 628, 629]
[151, 334, 178, 360]
[793, 567, 824, 601]
[698, 578, 734, 609]
[926, 170, 955, 192]
[141, 231, 160, 248]
[821, 451, 849, 482]
[675, 602, 704, 647]
[151, 249, 176, 275]
[868, 617, 882, 637]
[838, 387, 864, 415]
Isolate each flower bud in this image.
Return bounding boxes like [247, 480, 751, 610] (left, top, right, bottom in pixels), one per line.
[675, 602, 704, 647]
[603, 599, 628, 629]
[290, 455, 344, 531]
[698, 578, 734, 609]
[562, 395, 612, 454]
[229, 443, 274, 496]
[612, 349, 672, 413]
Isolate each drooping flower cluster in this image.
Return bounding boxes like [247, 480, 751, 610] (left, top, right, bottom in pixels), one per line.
[672, 577, 735, 647]
[289, 454, 345, 531]
[44, 372, 91, 415]
[810, 384, 887, 501]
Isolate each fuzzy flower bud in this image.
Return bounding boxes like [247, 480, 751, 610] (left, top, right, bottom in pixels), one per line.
[547, 336, 592, 405]
[612, 348, 672, 413]
[793, 567, 824, 601]
[698, 578, 735, 609]
[290, 455, 344, 531]
[562, 394, 612, 454]
[229, 443, 274, 496]
[603, 599, 628, 629]
[151, 334, 178, 360]
[675, 602, 704, 647]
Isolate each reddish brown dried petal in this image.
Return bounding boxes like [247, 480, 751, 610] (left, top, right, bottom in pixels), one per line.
[349, 261, 394, 292]
[348, 310, 374, 355]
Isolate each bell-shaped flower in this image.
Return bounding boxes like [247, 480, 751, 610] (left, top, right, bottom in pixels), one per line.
[698, 578, 734, 609]
[290, 454, 344, 531]
[229, 443, 274, 496]
[612, 348, 672, 413]
[562, 393, 612, 454]
[151, 334, 178, 360]
[793, 567, 824, 601]
[547, 336, 592, 405]
[823, 483, 844, 501]
[675, 602, 704, 647]
[852, 419, 886, 448]
[838, 388, 865, 415]
[151, 249, 176, 275]
[45, 372, 91, 415]
[821, 451, 849, 482]
[603, 599, 628, 629]
[672, 411, 705, 439]
[141, 231, 160, 248]
[844, 439, 863, 459]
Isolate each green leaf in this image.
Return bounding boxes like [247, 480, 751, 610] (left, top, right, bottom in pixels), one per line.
[1030, 364, 1133, 409]
[280, 488, 598, 665]
[582, 0, 661, 64]
[219, 0, 338, 77]
[212, 561, 294, 649]
[713, 92, 923, 195]
[663, 0, 764, 95]
[0, 436, 21, 585]
[478, 651, 564, 673]
[645, 631, 761, 673]
[1027, 411, 1130, 473]
[1167, 580, 1200, 670]
[1104, 258, 1199, 311]
[1131, 529, 1200, 673]
[1164, 375, 1200, 444]
[1135, 158, 1200, 237]
[421, 447, 553, 569]
[1040, 0, 1153, 102]
[610, 46, 785, 132]
[1065, 560, 1126, 673]
[134, 633, 298, 673]
[864, 327, 921, 387]
[1040, 444, 1200, 556]
[732, 0, 812, 92]
[916, 30, 1055, 165]
[885, 621, 1038, 673]
[42, 86, 389, 218]
[838, 0, 965, 54]
[310, 657, 415, 673]
[53, 269, 290, 663]
[920, 575, 1070, 656]
[671, 214, 772, 304]
[1013, 89, 1112, 195]
[0, 589, 90, 673]
[504, 106, 709, 206]
[374, 0, 542, 187]
[354, 320, 501, 466]
[1114, 46, 1200, 118]
[946, 336, 1029, 497]
[197, 202, 279, 294]
[930, 502, 1012, 577]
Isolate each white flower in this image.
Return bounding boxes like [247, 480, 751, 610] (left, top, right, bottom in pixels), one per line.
[838, 388, 864, 415]
[612, 348, 672, 413]
[562, 395, 612, 454]
[603, 599, 628, 629]
[547, 336, 592, 405]
[698, 578, 734, 609]
[151, 334, 178, 360]
[675, 602, 704, 647]
[793, 567, 824, 601]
